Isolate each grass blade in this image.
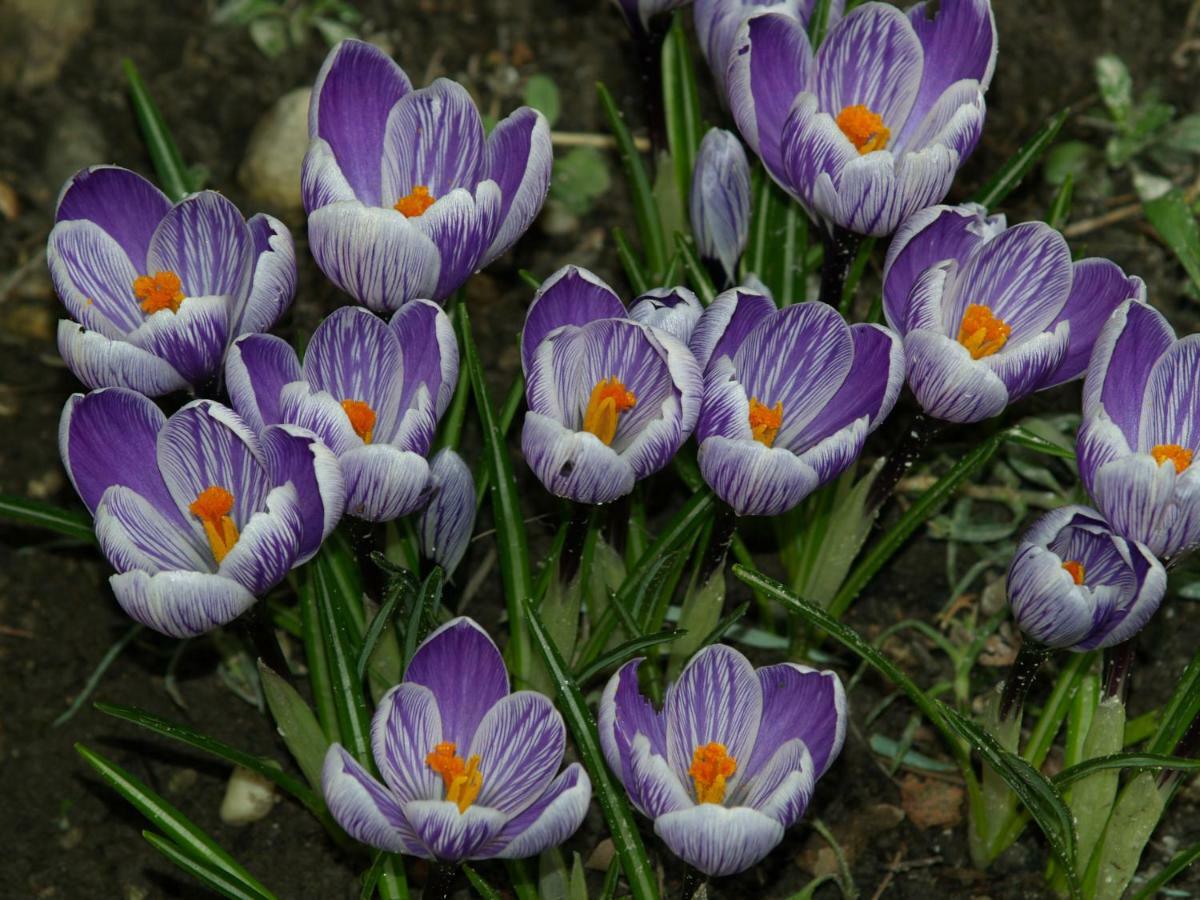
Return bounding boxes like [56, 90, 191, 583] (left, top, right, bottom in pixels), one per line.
[1148, 647, 1200, 755]
[675, 232, 717, 304]
[1131, 838, 1200, 899]
[1053, 752, 1200, 789]
[258, 661, 329, 793]
[357, 575, 409, 682]
[54, 623, 142, 726]
[972, 109, 1069, 211]
[0, 494, 95, 542]
[143, 831, 268, 900]
[462, 864, 503, 900]
[314, 550, 372, 765]
[403, 567, 444, 670]
[123, 58, 198, 202]
[473, 373, 525, 514]
[574, 628, 687, 686]
[662, 12, 703, 215]
[807, 0, 834, 46]
[613, 226, 651, 295]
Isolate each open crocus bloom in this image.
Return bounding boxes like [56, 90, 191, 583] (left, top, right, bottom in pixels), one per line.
[59, 389, 343, 637]
[882, 204, 1146, 424]
[227, 302, 457, 522]
[322, 618, 591, 861]
[1078, 301, 1200, 559]
[729, 0, 996, 236]
[1007, 506, 1165, 651]
[692, 289, 903, 516]
[303, 39, 551, 312]
[50, 166, 296, 396]
[600, 644, 846, 877]
[521, 266, 703, 505]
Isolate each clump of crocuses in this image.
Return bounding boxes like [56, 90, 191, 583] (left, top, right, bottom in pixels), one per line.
[322, 618, 591, 861]
[60, 388, 343, 637]
[50, 166, 296, 396]
[303, 39, 551, 312]
[600, 643, 846, 877]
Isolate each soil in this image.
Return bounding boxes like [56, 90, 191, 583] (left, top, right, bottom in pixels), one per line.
[3, 1, 1200, 898]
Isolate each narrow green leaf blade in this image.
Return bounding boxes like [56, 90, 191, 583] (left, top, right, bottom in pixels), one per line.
[1054, 752, 1200, 788]
[1131, 837, 1200, 899]
[259, 660, 330, 793]
[314, 550, 372, 765]
[1144, 187, 1200, 291]
[662, 12, 703, 216]
[143, 831, 269, 900]
[0, 494, 95, 542]
[972, 109, 1070, 211]
[574, 628, 687, 686]
[123, 58, 198, 202]
[675, 232, 717, 304]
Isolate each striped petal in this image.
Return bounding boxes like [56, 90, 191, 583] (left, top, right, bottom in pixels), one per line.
[110, 569, 257, 638]
[57, 320, 188, 397]
[340, 443, 431, 522]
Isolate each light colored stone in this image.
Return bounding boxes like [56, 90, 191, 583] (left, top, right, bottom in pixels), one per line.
[0, 0, 96, 89]
[219, 765, 278, 825]
[238, 87, 312, 216]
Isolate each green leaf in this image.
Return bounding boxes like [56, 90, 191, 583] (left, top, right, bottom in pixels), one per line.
[0, 494, 95, 542]
[613, 226, 651, 295]
[1144, 187, 1200, 291]
[662, 12, 703, 216]
[574, 628, 687, 686]
[298, 569, 339, 743]
[53, 623, 143, 726]
[807, 0, 835, 46]
[598, 81, 668, 277]
[1131, 837, 1200, 899]
[523, 74, 561, 127]
[675, 232, 717, 304]
[402, 567, 444, 671]
[1148, 647, 1200, 755]
[1055, 752, 1200, 787]
[1095, 54, 1133, 125]
[746, 167, 809, 304]
[550, 146, 611, 216]
[258, 661, 329, 793]
[458, 305, 537, 687]
[143, 830, 267, 900]
[525, 605, 658, 900]
[313, 548, 372, 765]
[972, 109, 1070, 211]
[357, 573, 410, 682]
[361, 851, 409, 900]
[462, 863, 503, 899]
[1047, 172, 1075, 231]
[123, 59, 199, 201]
[77, 744, 275, 898]
[473, 373, 526, 514]
[1043, 141, 1092, 188]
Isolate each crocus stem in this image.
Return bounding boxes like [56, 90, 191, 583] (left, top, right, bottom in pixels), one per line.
[864, 412, 946, 513]
[559, 502, 593, 586]
[681, 867, 707, 899]
[423, 862, 458, 900]
[1103, 638, 1136, 702]
[638, 19, 670, 158]
[998, 638, 1050, 722]
[1159, 713, 1200, 790]
[241, 603, 290, 679]
[697, 500, 738, 587]
[818, 225, 862, 308]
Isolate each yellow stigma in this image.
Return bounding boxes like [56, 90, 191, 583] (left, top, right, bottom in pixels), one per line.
[582, 377, 637, 446]
[1152, 443, 1193, 474]
[957, 304, 1012, 360]
[1062, 560, 1085, 585]
[748, 398, 783, 448]
[189, 486, 240, 563]
[425, 742, 483, 814]
[689, 742, 736, 805]
[341, 399, 377, 444]
[134, 270, 186, 314]
[835, 104, 891, 154]
[394, 185, 436, 217]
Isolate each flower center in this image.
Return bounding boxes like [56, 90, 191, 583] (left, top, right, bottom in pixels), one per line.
[689, 742, 736, 805]
[835, 104, 891, 154]
[189, 485, 239, 563]
[1152, 444, 1192, 474]
[1062, 560, 1085, 585]
[394, 185, 436, 217]
[582, 376, 637, 446]
[341, 399, 377, 444]
[957, 304, 1011, 360]
[425, 741, 483, 814]
[748, 398, 783, 448]
[133, 270, 186, 315]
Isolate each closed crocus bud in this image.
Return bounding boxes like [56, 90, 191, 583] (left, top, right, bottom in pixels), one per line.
[690, 129, 751, 287]
[417, 449, 475, 575]
[628, 286, 704, 344]
[1007, 506, 1166, 651]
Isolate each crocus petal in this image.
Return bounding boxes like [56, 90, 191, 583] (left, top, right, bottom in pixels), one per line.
[259, 423, 345, 560]
[302, 138, 358, 210]
[403, 801, 508, 862]
[1083, 300, 1175, 444]
[689, 288, 777, 372]
[1077, 410, 1131, 498]
[1080, 541, 1166, 649]
[521, 412, 637, 504]
[309, 39, 413, 207]
[95, 485, 209, 575]
[231, 213, 296, 339]
[902, 0, 997, 139]
[110, 569, 257, 638]
[481, 106, 553, 266]
[47, 219, 144, 336]
[698, 434, 821, 517]
[55, 165, 172, 269]
[625, 732, 694, 818]
[737, 738, 815, 828]
[469, 691, 566, 816]
[404, 617, 510, 751]
[745, 664, 846, 780]
[599, 658, 669, 781]
[57, 320, 189, 396]
[391, 297, 459, 424]
[904, 330, 1008, 423]
[371, 682, 444, 804]
[489, 764, 592, 859]
[417, 449, 475, 575]
[146, 191, 252, 300]
[983, 323, 1070, 404]
[307, 201, 441, 313]
[897, 78, 985, 158]
[217, 484, 305, 594]
[322, 744, 418, 854]
[1093, 455, 1200, 559]
[629, 287, 705, 345]
[520, 265, 626, 374]
[225, 334, 303, 433]
[340, 444, 431, 522]
[1140, 335, 1200, 452]
[1007, 544, 1097, 648]
[798, 322, 904, 444]
[381, 79, 485, 200]
[126, 294, 230, 387]
[1042, 259, 1144, 389]
[278, 382, 361, 455]
[409, 182, 502, 300]
[778, 95, 858, 210]
[654, 804, 784, 878]
[690, 128, 752, 284]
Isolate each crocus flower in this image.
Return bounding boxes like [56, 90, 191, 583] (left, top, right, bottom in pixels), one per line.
[322, 617, 591, 861]
[599, 644, 846, 877]
[226, 302, 457, 522]
[628, 286, 704, 345]
[729, 0, 997, 237]
[59, 388, 343, 637]
[1007, 505, 1166, 651]
[417, 449, 476, 575]
[50, 166, 296, 396]
[882, 204, 1146, 424]
[1078, 301, 1200, 559]
[695, 0, 844, 104]
[303, 40, 551, 312]
[521, 266, 703, 505]
[612, 0, 692, 37]
[690, 129, 752, 287]
[691, 288, 903, 516]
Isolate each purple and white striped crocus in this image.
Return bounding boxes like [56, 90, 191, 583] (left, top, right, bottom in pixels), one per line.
[1007, 506, 1166, 651]
[50, 166, 296, 396]
[690, 128, 752, 288]
[59, 388, 343, 637]
[692, 288, 903, 516]
[303, 40, 551, 312]
[417, 449, 476, 575]
[226, 302, 457, 523]
[322, 617, 591, 862]
[695, 0, 845, 105]
[600, 644, 846, 877]
[521, 266, 703, 505]
[729, 0, 997, 237]
[882, 204, 1146, 424]
[1078, 301, 1200, 559]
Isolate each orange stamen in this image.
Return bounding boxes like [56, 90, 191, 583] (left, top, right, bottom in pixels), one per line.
[188, 486, 239, 563]
[582, 377, 637, 446]
[835, 104, 891, 154]
[957, 304, 1012, 360]
[1152, 444, 1193, 474]
[748, 398, 783, 448]
[134, 270, 185, 314]
[341, 399, 377, 444]
[1062, 560, 1085, 585]
[394, 185, 436, 217]
[425, 742, 483, 813]
[689, 742, 737, 805]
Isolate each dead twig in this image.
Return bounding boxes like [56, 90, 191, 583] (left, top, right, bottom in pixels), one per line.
[551, 130, 652, 152]
[869, 848, 906, 900]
